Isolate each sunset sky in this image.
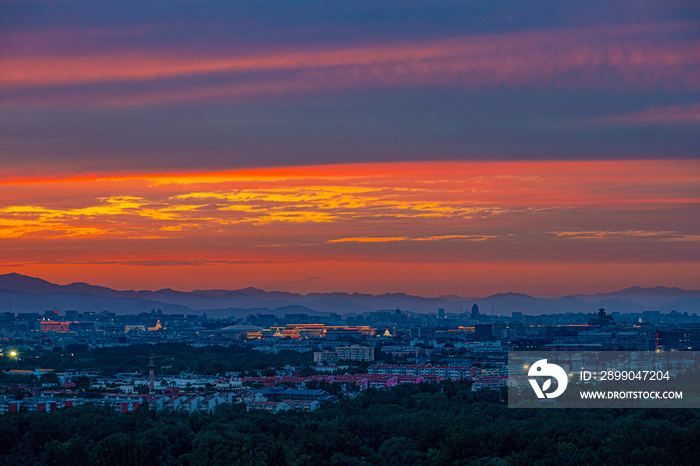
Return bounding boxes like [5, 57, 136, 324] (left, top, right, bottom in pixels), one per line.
[1, 1, 699, 297]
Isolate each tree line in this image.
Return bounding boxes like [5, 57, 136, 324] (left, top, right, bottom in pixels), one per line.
[1, 380, 698, 466]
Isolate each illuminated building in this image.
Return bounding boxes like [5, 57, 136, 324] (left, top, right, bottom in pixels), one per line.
[201, 324, 264, 339]
[147, 320, 164, 332]
[40, 321, 71, 333]
[269, 324, 376, 339]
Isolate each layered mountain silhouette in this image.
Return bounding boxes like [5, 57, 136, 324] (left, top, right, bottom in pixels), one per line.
[0, 273, 698, 317]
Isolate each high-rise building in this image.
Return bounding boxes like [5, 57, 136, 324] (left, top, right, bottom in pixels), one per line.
[508, 321, 524, 334]
[656, 329, 700, 351]
[492, 321, 507, 338]
[474, 324, 492, 341]
[335, 345, 375, 361]
[589, 308, 614, 328]
[438, 308, 445, 319]
[471, 304, 480, 321]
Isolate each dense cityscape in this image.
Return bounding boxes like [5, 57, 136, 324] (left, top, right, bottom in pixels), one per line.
[2, 302, 699, 416]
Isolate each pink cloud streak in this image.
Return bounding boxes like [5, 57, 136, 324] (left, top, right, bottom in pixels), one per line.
[2, 22, 699, 106]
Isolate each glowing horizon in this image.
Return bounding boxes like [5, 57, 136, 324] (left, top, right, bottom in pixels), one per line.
[1, 160, 698, 297]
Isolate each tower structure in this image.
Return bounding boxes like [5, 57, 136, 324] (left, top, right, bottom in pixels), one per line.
[471, 304, 480, 321]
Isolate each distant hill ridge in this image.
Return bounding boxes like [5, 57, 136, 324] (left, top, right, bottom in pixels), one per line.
[0, 273, 698, 316]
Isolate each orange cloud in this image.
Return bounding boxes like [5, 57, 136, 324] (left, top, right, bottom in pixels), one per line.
[0, 160, 698, 294]
[0, 160, 697, 246]
[328, 235, 497, 243]
[548, 230, 700, 241]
